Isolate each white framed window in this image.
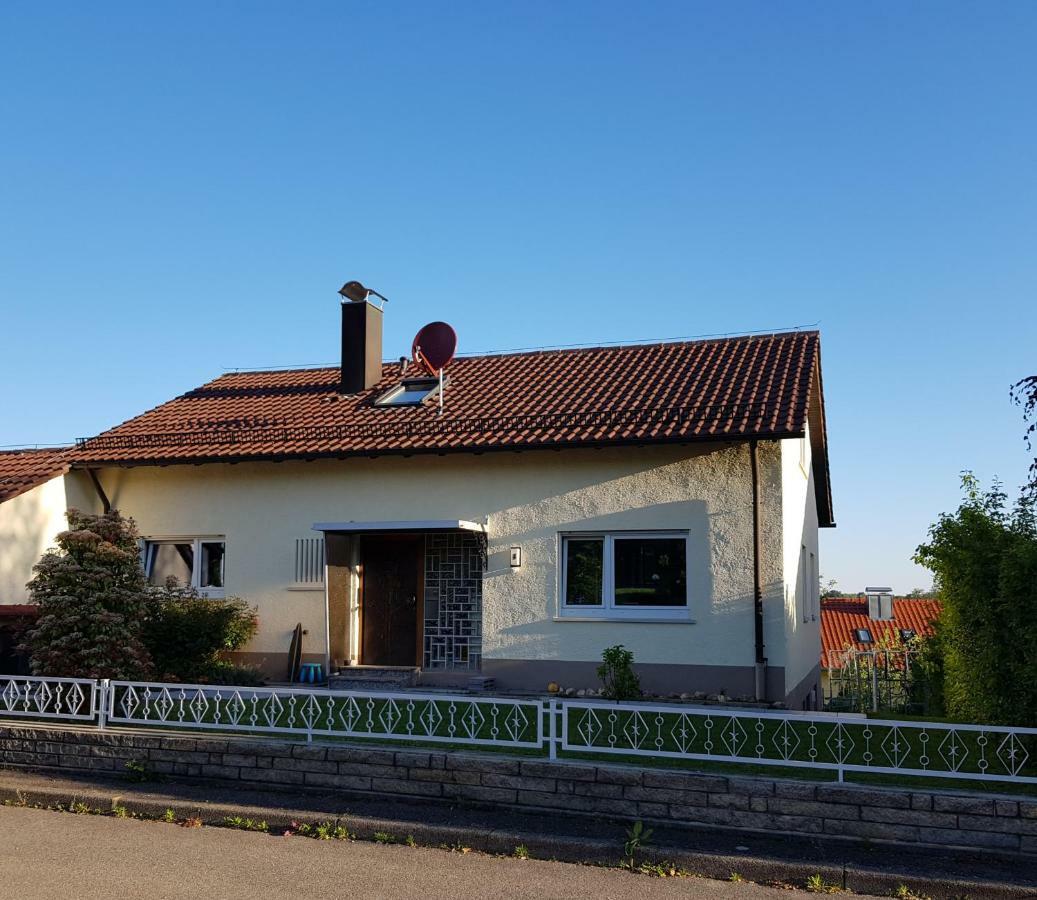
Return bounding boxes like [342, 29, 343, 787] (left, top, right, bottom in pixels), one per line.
[560, 532, 689, 620]
[143, 537, 226, 597]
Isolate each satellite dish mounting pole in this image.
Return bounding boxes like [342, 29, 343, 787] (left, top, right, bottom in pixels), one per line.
[439, 367, 444, 415]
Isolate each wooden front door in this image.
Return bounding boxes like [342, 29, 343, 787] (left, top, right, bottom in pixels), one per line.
[359, 536, 423, 666]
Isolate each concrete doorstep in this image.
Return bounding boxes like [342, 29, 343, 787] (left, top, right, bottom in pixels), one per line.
[0, 768, 1034, 899]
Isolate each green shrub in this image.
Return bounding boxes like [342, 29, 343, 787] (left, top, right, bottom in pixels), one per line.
[143, 582, 259, 684]
[597, 645, 641, 700]
[914, 474, 1037, 725]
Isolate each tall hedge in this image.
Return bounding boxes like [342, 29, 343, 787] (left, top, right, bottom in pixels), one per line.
[25, 508, 154, 679]
[914, 475, 1037, 725]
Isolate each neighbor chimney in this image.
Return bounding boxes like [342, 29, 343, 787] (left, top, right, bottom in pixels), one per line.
[865, 586, 894, 621]
[340, 297, 383, 394]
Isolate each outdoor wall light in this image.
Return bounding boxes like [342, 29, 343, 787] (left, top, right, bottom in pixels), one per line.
[510, 546, 522, 568]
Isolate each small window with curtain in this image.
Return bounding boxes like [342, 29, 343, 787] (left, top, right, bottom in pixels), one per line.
[143, 537, 225, 596]
[560, 532, 689, 620]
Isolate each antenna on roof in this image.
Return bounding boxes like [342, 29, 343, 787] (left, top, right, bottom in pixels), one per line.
[411, 321, 457, 415]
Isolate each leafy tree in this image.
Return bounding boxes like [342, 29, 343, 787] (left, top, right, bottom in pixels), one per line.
[913, 474, 1037, 725]
[819, 576, 841, 599]
[1012, 375, 1037, 495]
[25, 509, 154, 679]
[906, 587, 938, 599]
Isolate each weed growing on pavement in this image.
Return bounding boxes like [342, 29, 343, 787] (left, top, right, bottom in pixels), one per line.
[161, 809, 177, 823]
[513, 844, 530, 859]
[293, 821, 351, 841]
[221, 816, 269, 833]
[622, 820, 653, 870]
[729, 872, 746, 883]
[806, 874, 843, 894]
[893, 887, 932, 900]
[109, 802, 130, 819]
[404, 835, 416, 847]
[635, 861, 692, 878]
[181, 816, 203, 828]
[373, 831, 397, 844]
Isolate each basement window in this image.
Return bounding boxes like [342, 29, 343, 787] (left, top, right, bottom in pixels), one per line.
[560, 532, 689, 620]
[375, 377, 441, 407]
[143, 537, 225, 597]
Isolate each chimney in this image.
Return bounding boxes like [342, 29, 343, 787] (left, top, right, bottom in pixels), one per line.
[339, 296, 383, 394]
[865, 586, 893, 621]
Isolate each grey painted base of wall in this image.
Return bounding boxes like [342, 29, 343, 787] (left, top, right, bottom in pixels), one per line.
[482, 658, 789, 702]
[785, 664, 821, 711]
[1, 723, 1034, 854]
[227, 651, 325, 680]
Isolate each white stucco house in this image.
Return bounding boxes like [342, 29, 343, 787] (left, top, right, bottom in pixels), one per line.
[4, 298, 834, 705]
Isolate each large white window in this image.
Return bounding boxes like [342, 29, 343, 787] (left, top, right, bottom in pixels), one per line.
[560, 532, 689, 620]
[143, 537, 225, 597]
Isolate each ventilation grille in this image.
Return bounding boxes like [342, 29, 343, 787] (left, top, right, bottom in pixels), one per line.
[294, 537, 325, 586]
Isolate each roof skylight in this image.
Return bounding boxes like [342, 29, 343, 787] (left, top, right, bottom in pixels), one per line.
[375, 377, 441, 407]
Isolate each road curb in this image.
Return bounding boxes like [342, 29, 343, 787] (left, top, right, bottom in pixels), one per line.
[0, 771, 1033, 898]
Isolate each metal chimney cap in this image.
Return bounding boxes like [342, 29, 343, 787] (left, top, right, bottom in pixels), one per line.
[339, 280, 389, 305]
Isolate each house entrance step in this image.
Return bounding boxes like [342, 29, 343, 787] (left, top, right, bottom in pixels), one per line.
[328, 666, 419, 692]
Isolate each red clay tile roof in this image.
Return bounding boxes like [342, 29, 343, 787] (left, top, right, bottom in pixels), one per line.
[0, 448, 69, 504]
[821, 597, 941, 668]
[73, 330, 833, 524]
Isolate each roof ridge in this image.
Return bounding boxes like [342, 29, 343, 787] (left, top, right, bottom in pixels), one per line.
[213, 329, 820, 379]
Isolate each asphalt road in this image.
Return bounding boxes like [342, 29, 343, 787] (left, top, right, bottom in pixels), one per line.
[0, 805, 794, 900]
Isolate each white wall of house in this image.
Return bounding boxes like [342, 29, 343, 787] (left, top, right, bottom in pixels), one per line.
[0, 474, 93, 604]
[87, 442, 793, 679]
[780, 423, 822, 703]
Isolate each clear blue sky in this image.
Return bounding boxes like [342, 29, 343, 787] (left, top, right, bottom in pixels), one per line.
[2, 2, 1034, 593]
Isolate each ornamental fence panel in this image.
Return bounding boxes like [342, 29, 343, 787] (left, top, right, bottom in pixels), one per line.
[103, 680, 543, 749]
[0, 675, 99, 722]
[1, 675, 1036, 785]
[558, 698, 1037, 784]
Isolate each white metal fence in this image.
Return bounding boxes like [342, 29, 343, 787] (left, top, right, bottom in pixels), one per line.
[2, 675, 1036, 785]
[0, 675, 99, 722]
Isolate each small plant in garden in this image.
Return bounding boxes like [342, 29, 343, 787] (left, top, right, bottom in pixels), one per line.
[513, 844, 530, 859]
[622, 819, 653, 870]
[598, 645, 641, 701]
[373, 831, 397, 844]
[806, 874, 842, 894]
[222, 816, 269, 833]
[161, 809, 177, 823]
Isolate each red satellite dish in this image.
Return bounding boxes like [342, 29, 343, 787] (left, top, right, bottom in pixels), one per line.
[412, 321, 457, 374]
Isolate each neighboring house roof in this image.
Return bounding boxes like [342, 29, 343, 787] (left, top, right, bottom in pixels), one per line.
[0, 448, 69, 504]
[821, 596, 941, 669]
[73, 330, 833, 524]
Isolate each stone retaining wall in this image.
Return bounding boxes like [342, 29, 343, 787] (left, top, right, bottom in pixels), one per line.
[2, 723, 1035, 854]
